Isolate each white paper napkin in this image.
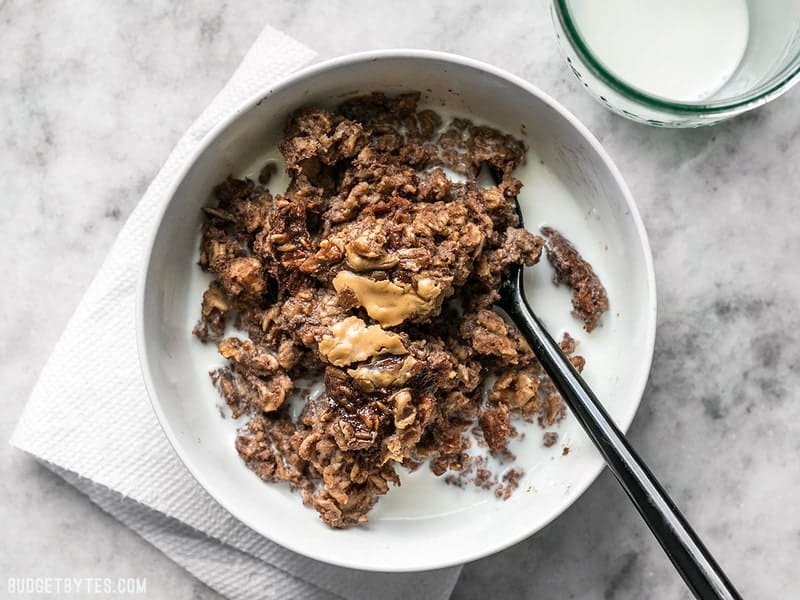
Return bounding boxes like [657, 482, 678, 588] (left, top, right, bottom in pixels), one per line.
[10, 24, 462, 600]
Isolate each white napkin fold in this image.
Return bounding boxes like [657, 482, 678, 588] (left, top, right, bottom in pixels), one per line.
[10, 25, 462, 600]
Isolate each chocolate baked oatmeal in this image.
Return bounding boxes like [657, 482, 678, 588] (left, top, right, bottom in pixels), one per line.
[192, 92, 609, 528]
[541, 226, 609, 332]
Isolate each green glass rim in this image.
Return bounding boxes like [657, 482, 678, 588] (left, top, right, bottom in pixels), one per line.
[554, 0, 800, 114]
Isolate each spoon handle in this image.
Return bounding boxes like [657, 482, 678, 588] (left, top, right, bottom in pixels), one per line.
[498, 268, 743, 600]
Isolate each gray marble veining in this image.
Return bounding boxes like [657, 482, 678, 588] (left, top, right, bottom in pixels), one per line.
[1, 1, 798, 598]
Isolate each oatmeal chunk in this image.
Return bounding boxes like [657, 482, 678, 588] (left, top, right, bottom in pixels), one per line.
[460, 309, 519, 362]
[479, 403, 514, 452]
[541, 227, 609, 332]
[218, 338, 279, 376]
[193, 281, 231, 342]
[543, 431, 559, 447]
[489, 368, 541, 414]
[220, 257, 266, 301]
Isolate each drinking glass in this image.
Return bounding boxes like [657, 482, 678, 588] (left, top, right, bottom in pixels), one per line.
[552, 0, 800, 127]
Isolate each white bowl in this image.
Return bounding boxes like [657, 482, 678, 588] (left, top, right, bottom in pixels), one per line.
[137, 50, 656, 572]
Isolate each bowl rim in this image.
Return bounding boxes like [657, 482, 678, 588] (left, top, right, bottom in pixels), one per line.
[136, 48, 658, 572]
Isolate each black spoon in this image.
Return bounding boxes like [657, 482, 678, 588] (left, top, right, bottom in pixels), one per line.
[495, 194, 742, 600]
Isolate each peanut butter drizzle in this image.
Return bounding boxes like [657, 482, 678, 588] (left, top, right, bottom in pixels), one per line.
[332, 271, 441, 327]
[414, 277, 441, 300]
[347, 356, 420, 391]
[345, 246, 399, 271]
[318, 316, 407, 367]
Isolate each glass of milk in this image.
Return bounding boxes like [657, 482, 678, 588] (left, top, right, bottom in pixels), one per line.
[552, 0, 800, 126]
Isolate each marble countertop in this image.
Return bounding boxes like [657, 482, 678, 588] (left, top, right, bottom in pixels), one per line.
[2, 1, 798, 598]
